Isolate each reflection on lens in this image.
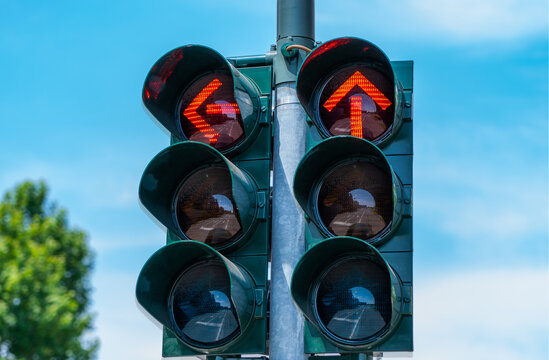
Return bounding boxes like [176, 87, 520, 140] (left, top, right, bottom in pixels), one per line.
[317, 65, 394, 143]
[175, 166, 242, 247]
[179, 73, 245, 151]
[171, 261, 240, 346]
[315, 257, 391, 342]
[317, 160, 393, 240]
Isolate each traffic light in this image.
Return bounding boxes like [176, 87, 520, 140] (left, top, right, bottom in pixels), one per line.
[135, 45, 272, 357]
[290, 37, 413, 354]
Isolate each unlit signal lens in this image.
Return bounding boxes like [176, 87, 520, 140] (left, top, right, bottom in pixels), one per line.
[314, 256, 392, 343]
[175, 166, 242, 247]
[317, 160, 393, 240]
[170, 260, 240, 346]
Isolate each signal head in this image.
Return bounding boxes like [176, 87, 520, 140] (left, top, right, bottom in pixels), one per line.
[293, 136, 404, 246]
[291, 236, 403, 350]
[297, 37, 404, 146]
[136, 241, 256, 352]
[139, 141, 261, 253]
[143, 45, 262, 155]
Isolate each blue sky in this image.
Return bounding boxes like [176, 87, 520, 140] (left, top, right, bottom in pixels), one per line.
[0, 0, 547, 359]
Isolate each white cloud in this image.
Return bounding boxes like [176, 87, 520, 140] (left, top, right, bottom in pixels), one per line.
[414, 116, 548, 246]
[411, 267, 548, 360]
[92, 271, 162, 360]
[415, 172, 548, 242]
[316, 0, 547, 42]
[413, 0, 546, 40]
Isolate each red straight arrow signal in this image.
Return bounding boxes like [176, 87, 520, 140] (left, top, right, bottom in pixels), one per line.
[323, 71, 392, 112]
[349, 95, 363, 138]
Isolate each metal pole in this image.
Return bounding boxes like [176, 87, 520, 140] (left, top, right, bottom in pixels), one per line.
[270, 1, 315, 360]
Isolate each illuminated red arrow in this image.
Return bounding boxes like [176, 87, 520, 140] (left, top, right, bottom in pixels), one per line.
[323, 71, 392, 112]
[183, 78, 240, 145]
[205, 103, 240, 115]
[349, 95, 363, 138]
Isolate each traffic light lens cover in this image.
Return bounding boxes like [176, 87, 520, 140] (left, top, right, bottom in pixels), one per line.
[317, 160, 393, 240]
[175, 166, 242, 247]
[314, 256, 392, 343]
[170, 260, 240, 347]
[317, 65, 395, 143]
[178, 73, 245, 151]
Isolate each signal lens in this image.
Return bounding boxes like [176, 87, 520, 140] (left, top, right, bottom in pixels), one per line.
[175, 166, 242, 247]
[170, 260, 240, 346]
[178, 73, 245, 151]
[315, 256, 392, 342]
[317, 65, 395, 143]
[317, 160, 392, 240]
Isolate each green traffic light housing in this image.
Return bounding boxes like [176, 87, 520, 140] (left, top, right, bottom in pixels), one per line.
[143, 45, 263, 156]
[297, 37, 405, 147]
[139, 141, 266, 253]
[291, 236, 404, 350]
[137, 44, 272, 357]
[293, 136, 404, 246]
[291, 36, 414, 355]
[135, 241, 263, 354]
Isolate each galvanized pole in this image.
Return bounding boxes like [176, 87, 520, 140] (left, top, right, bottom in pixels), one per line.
[270, 1, 315, 359]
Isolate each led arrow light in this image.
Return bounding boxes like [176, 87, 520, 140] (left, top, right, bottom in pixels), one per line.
[323, 71, 392, 111]
[182, 78, 241, 146]
[318, 69, 394, 141]
[183, 78, 223, 144]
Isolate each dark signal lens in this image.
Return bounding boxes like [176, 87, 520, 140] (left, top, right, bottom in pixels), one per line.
[317, 65, 395, 143]
[171, 260, 240, 346]
[315, 257, 392, 342]
[178, 73, 245, 151]
[175, 166, 242, 247]
[317, 160, 393, 240]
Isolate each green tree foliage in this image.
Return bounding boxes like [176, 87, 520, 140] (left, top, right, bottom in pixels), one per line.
[0, 181, 98, 360]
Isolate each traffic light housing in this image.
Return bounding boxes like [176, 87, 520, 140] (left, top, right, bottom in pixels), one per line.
[293, 136, 405, 246]
[136, 241, 262, 353]
[296, 37, 406, 148]
[291, 237, 406, 350]
[136, 45, 272, 357]
[291, 37, 413, 354]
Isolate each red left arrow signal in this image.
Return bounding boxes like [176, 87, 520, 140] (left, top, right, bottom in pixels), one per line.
[183, 78, 240, 145]
[206, 103, 240, 115]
